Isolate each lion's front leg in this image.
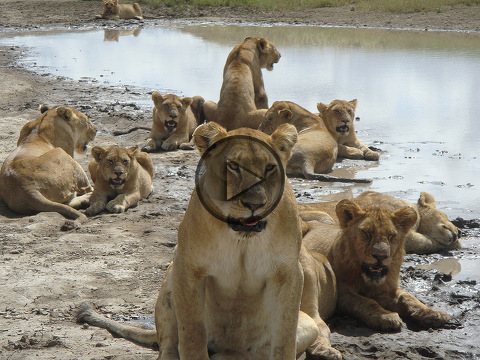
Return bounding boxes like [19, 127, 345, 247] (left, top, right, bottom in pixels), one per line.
[106, 192, 141, 213]
[337, 144, 364, 160]
[337, 287, 403, 331]
[393, 289, 450, 328]
[162, 133, 189, 151]
[85, 191, 109, 216]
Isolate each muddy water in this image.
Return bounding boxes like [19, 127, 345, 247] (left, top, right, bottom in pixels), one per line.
[1, 23, 480, 218]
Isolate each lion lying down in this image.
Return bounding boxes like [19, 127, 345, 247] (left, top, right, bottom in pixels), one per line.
[78, 123, 341, 359]
[0, 105, 97, 223]
[85, 145, 154, 215]
[203, 37, 281, 130]
[96, 0, 143, 20]
[259, 100, 371, 183]
[303, 199, 451, 331]
[299, 191, 461, 254]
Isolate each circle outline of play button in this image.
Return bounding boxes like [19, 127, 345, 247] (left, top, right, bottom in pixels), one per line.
[194, 134, 286, 224]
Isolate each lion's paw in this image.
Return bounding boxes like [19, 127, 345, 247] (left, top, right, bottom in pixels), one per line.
[179, 142, 195, 151]
[106, 201, 126, 213]
[414, 309, 451, 328]
[161, 141, 179, 151]
[364, 150, 380, 161]
[370, 312, 403, 332]
[307, 345, 342, 360]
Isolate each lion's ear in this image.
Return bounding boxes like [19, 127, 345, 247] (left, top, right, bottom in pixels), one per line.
[336, 199, 365, 229]
[392, 206, 418, 233]
[349, 99, 358, 109]
[91, 146, 106, 162]
[317, 102, 328, 116]
[56, 106, 73, 121]
[271, 123, 297, 161]
[39, 104, 50, 114]
[152, 91, 164, 108]
[181, 97, 193, 109]
[257, 37, 268, 52]
[418, 192, 436, 208]
[279, 109, 293, 121]
[193, 122, 228, 155]
[127, 146, 140, 158]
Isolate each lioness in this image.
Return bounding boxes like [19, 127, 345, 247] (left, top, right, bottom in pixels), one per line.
[0, 105, 97, 223]
[203, 37, 281, 130]
[78, 123, 341, 359]
[96, 0, 143, 20]
[317, 99, 380, 161]
[259, 101, 371, 183]
[303, 199, 451, 331]
[85, 145, 154, 215]
[299, 191, 461, 254]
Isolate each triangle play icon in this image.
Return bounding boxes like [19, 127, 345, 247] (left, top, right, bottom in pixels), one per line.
[226, 160, 266, 201]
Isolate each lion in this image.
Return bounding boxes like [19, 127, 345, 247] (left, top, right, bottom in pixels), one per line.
[96, 0, 143, 20]
[203, 37, 281, 130]
[113, 92, 204, 152]
[85, 145, 154, 215]
[0, 105, 97, 224]
[77, 123, 342, 359]
[259, 101, 371, 183]
[103, 28, 141, 42]
[303, 199, 451, 332]
[299, 191, 461, 254]
[317, 99, 380, 161]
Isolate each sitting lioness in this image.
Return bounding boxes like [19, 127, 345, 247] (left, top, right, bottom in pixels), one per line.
[0, 105, 97, 223]
[299, 191, 461, 254]
[303, 199, 451, 331]
[77, 123, 342, 359]
[96, 0, 143, 20]
[317, 99, 380, 161]
[259, 101, 371, 183]
[85, 145, 154, 215]
[203, 37, 281, 130]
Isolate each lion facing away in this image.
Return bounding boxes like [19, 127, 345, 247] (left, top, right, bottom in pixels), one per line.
[303, 199, 451, 331]
[203, 37, 281, 130]
[259, 101, 371, 183]
[77, 123, 341, 359]
[299, 191, 461, 254]
[0, 105, 97, 223]
[96, 0, 143, 20]
[317, 99, 379, 161]
[85, 145, 154, 215]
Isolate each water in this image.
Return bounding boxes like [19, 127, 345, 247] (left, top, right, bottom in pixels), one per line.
[1, 22, 480, 218]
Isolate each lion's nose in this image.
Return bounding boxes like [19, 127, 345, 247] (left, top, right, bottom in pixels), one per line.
[241, 200, 265, 212]
[114, 171, 123, 177]
[372, 242, 389, 261]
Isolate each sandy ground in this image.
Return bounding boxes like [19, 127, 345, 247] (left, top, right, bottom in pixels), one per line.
[0, 1, 480, 359]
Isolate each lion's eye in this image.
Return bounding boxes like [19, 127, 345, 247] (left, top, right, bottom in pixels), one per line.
[334, 109, 341, 114]
[362, 230, 371, 239]
[163, 104, 169, 110]
[123, 160, 129, 165]
[387, 235, 395, 241]
[348, 110, 353, 115]
[107, 159, 114, 165]
[227, 162, 239, 171]
[265, 164, 275, 174]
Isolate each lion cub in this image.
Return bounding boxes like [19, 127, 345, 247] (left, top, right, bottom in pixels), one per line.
[96, 0, 143, 20]
[303, 200, 451, 331]
[317, 99, 380, 161]
[85, 145, 154, 215]
[141, 91, 204, 152]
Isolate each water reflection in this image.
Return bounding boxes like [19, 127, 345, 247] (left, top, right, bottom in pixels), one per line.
[418, 257, 480, 282]
[103, 28, 142, 42]
[0, 22, 479, 217]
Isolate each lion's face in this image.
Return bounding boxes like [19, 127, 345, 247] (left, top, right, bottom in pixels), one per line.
[194, 122, 297, 234]
[92, 145, 136, 190]
[336, 200, 417, 284]
[318, 99, 357, 138]
[103, 0, 118, 15]
[416, 192, 460, 246]
[152, 92, 192, 132]
[259, 101, 293, 135]
[246, 37, 281, 71]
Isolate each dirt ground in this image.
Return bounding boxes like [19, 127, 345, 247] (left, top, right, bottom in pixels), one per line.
[0, 1, 479, 359]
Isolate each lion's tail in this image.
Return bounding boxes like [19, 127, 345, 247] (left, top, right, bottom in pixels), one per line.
[113, 126, 151, 136]
[76, 304, 158, 350]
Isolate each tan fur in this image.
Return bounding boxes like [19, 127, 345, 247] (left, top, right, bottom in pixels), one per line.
[140, 92, 204, 152]
[0, 105, 97, 223]
[85, 145, 154, 215]
[317, 99, 379, 161]
[103, 28, 141, 42]
[203, 37, 281, 131]
[303, 200, 451, 331]
[259, 101, 371, 183]
[96, 0, 143, 20]
[299, 191, 461, 254]
[77, 124, 341, 359]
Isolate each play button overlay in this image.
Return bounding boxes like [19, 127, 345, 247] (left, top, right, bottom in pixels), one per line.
[195, 135, 285, 225]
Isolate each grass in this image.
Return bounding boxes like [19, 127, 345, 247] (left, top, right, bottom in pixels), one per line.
[139, 0, 480, 12]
